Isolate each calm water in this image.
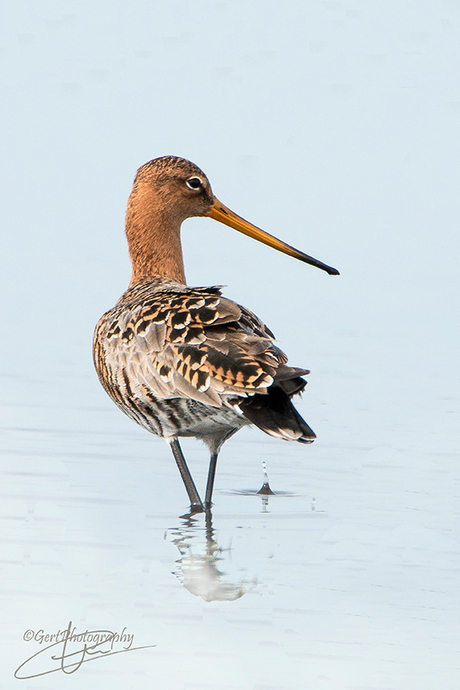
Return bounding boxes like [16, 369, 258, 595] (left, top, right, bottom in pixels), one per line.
[1, 335, 458, 688]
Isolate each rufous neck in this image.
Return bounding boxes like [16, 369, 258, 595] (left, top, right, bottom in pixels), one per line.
[125, 188, 186, 287]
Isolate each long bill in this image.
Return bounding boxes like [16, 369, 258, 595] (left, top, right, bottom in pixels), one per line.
[206, 199, 339, 276]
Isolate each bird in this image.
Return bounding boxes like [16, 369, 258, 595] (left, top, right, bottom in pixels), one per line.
[93, 156, 339, 512]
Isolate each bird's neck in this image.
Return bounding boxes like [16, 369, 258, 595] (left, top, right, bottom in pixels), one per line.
[125, 186, 186, 286]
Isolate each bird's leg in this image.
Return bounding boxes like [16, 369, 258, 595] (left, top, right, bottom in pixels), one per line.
[205, 452, 218, 509]
[169, 439, 204, 512]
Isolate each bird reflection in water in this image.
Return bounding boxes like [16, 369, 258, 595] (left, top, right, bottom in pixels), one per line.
[166, 509, 257, 602]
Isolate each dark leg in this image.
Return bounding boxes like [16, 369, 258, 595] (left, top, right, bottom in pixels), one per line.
[169, 439, 204, 512]
[205, 452, 218, 508]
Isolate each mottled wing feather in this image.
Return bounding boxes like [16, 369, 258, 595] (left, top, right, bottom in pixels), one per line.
[94, 280, 305, 416]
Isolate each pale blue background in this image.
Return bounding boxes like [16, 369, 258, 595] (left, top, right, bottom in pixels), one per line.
[1, 2, 459, 688]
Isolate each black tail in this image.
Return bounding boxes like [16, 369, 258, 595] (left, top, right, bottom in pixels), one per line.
[238, 380, 316, 443]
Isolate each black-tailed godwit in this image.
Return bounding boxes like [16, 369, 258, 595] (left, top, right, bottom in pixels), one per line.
[93, 156, 339, 511]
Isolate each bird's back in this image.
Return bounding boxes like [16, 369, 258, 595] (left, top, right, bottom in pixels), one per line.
[93, 278, 315, 444]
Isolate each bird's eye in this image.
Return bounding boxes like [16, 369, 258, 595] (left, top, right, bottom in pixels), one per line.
[186, 177, 203, 190]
